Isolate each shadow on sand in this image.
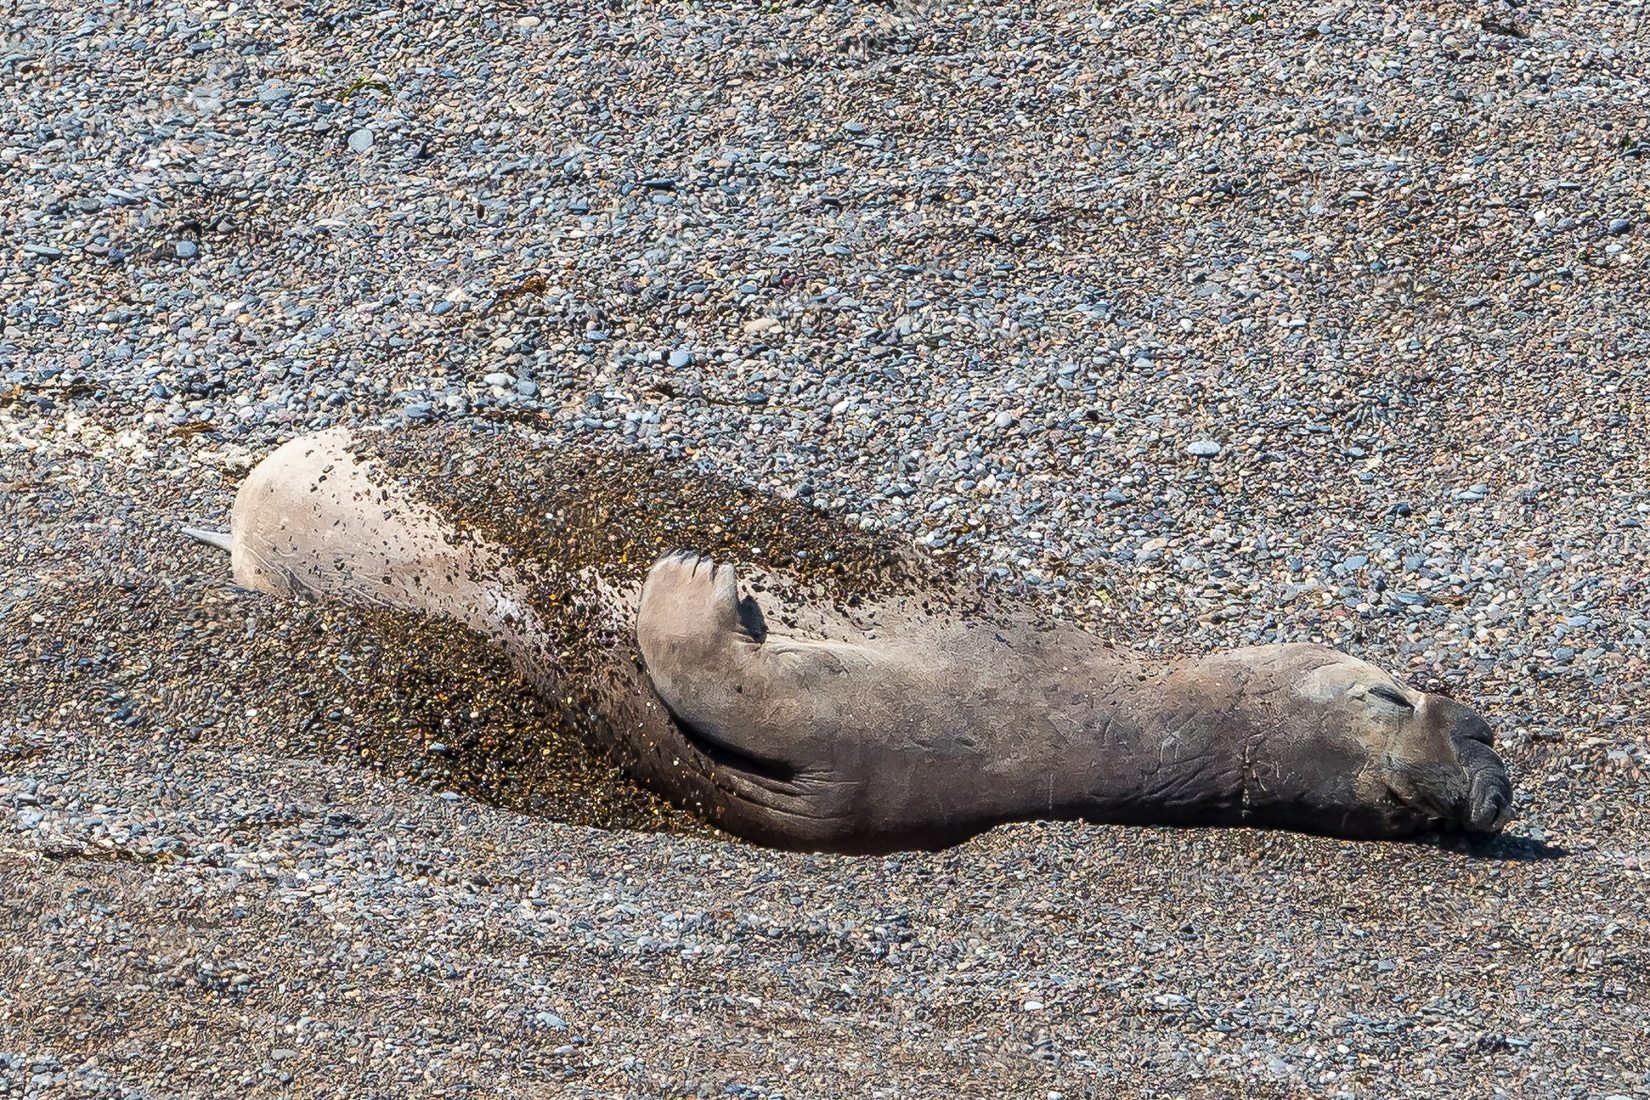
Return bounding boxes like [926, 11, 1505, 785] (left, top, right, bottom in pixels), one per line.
[1427, 831, 1569, 862]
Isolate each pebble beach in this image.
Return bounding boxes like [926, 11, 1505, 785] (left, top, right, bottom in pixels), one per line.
[3, 0, 1649, 1096]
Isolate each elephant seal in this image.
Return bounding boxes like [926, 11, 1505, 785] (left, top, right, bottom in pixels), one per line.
[187, 427, 1513, 852]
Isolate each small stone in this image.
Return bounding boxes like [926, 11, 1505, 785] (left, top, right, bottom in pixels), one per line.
[1607, 218, 1633, 236]
[994, 411, 1017, 429]
[483, 372, 513, 388]
[348, 128, 374, 154]
[403, 401, 432, 421]
[430, 300, 455, 316]
[844, 121, 868, 134]
[22, 243, 62, 258]
[174, 240, 198, 259]
[516, 15, 541, 28]
[515, 379, 539, 397]
[666, 349, 693, 368]
[1187, 439, 1221, 457]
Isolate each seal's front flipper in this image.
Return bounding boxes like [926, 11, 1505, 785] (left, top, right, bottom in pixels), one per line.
[181, 525, 233, 553]
[637, 552, 776, 757]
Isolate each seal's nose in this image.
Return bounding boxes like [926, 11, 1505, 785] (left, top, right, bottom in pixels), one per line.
[1469, 778, 1511, 832]
[1428, 695, 1495, 746]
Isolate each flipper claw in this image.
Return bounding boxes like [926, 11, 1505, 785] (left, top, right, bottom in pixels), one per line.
[181, 525, 233, 553]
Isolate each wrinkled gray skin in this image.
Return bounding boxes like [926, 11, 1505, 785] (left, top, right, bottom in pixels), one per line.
[194, 429, 1513, 852]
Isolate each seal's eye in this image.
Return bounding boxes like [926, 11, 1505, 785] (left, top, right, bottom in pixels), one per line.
[1368, 685, 1414, 711]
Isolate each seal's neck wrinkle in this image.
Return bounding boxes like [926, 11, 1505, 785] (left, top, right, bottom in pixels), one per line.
[976, 652, 1257, 827]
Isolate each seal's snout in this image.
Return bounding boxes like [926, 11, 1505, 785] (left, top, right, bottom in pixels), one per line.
[1389, 692, 1513, 836]
[1432, 697, 1513, 834]
[1467, 769, 1513, 833]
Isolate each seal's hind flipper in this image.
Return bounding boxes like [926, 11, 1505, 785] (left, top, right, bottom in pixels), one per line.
[180, 525, 233, 553]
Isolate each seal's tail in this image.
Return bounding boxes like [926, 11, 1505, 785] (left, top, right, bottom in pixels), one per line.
[181, 525, 233, 553]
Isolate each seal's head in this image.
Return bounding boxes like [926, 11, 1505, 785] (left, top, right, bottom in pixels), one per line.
[1203, 644, 1514, 838]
